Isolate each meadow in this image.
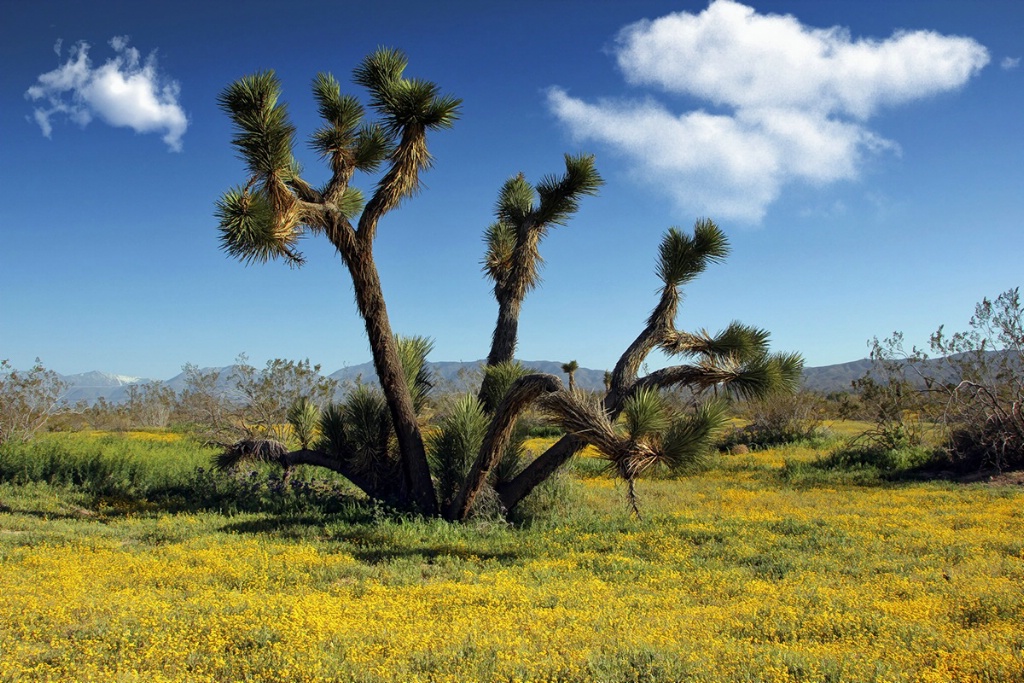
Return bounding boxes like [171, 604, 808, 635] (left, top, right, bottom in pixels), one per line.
[1, 429, 1022, 682]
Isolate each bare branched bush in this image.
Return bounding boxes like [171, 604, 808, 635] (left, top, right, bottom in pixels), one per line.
[859, 288, 1024, 471]
[931, 289, 1024, 470]
[853, 334, 930, 451]
[0, 359, 67, 445]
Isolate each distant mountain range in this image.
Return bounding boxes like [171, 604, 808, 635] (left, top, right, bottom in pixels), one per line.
[58, 371, 150, 405]
[55, 358, 879, 405]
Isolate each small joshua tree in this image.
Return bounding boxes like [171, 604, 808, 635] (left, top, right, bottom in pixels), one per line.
[560, 360, 579, 391]
[215, 49, 802, 519]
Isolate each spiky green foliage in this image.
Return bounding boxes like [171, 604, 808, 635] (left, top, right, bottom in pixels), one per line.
[333, 186, 366, 220]
[541, 385, 727, 515]
[656, 219, 729, 288]
[216, 187, 304, 266]
[316, 403, 348, 459]
[310, 72, 392, 180]
[395, 335, 434, 413]
[480, 361, 530, 412]
[352, 125, 392, 173]
[482, 221, 517, 286]
[659, 400, 729, 472]
[351, 49, 461, 240]
[341, 385, 394, 474]
[428, 394, 489, 507]
[483, 156, 604, 297]
[287, 397, 321, 449]
[725, 351, 805, 401]
[621, 387, 671, 441]
[312, 73, 363, 137]
[665, 322, 772, 363]
[535, 153, 603, 227]
[217, 71, 296, 179]
[353, 48, 461, 136]
[496, 174, 535, 225]
[217, 70, 309, 267]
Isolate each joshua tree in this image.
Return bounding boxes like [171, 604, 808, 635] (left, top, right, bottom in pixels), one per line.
[489, 219, 802, 514]
[561, 360, 579, 391]
[215, 49, 802, 520]
[216, 49, 458, 515]
[478, 156, 602, 409]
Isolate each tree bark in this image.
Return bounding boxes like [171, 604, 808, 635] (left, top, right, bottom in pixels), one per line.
[486, 296, 523, 368]
[478, 295, 523, 411]
[346, 241, 438, 515]
[279, 449, 404, 505]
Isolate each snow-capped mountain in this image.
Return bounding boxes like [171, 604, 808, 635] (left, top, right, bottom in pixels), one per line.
[58, 371, 150, 405]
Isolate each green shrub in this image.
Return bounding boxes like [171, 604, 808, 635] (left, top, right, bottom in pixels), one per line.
[819, 443, 934, 472]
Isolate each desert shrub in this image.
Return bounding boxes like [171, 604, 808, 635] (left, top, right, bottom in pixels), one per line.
[818, 443, 935, 473]
[861, 288, 1024, 472]
[0, 359, 67, 445]
[853, 334, 930, 451]
[507, 467, 582, 526]
[722, 390, 826, 450]
[168, 466, 360, 515]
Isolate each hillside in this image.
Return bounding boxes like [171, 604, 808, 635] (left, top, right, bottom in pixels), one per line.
[56, 358, 888, 404]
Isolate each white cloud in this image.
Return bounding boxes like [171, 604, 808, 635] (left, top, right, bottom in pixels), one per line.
[1002, 56, 1021, 70]
[25, 36, 188, 151]
[549, 0, 989, 222]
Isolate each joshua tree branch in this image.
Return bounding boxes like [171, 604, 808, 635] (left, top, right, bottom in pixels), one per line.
[357, 124, 426, 243]
[496, 433, 587, 511]
[610, 286, 679, 397]
[449, 373, 562, 521]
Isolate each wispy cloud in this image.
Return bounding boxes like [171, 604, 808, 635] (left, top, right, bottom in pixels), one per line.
[26, 36, 188, 151]
[1002, 56, 1021, 70]
[548, 0, 989, 222]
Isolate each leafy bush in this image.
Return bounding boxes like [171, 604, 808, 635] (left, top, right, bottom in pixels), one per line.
[506, 467, 582, 526]
[170, 466, 361, 516]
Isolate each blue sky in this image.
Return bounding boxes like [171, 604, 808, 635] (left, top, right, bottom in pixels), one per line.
[2, 0, 1022, 381]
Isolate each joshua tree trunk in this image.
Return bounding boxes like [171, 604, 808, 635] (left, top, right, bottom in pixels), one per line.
[497, 384, 623, 511]
[562, 361, 579, 391]
[486, 297, 523, 369]
[496, 434, 586, 510]
[346, 241, 438, 515]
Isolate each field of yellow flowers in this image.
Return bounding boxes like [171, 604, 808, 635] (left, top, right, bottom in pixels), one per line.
[1, 433, 1023, 682]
